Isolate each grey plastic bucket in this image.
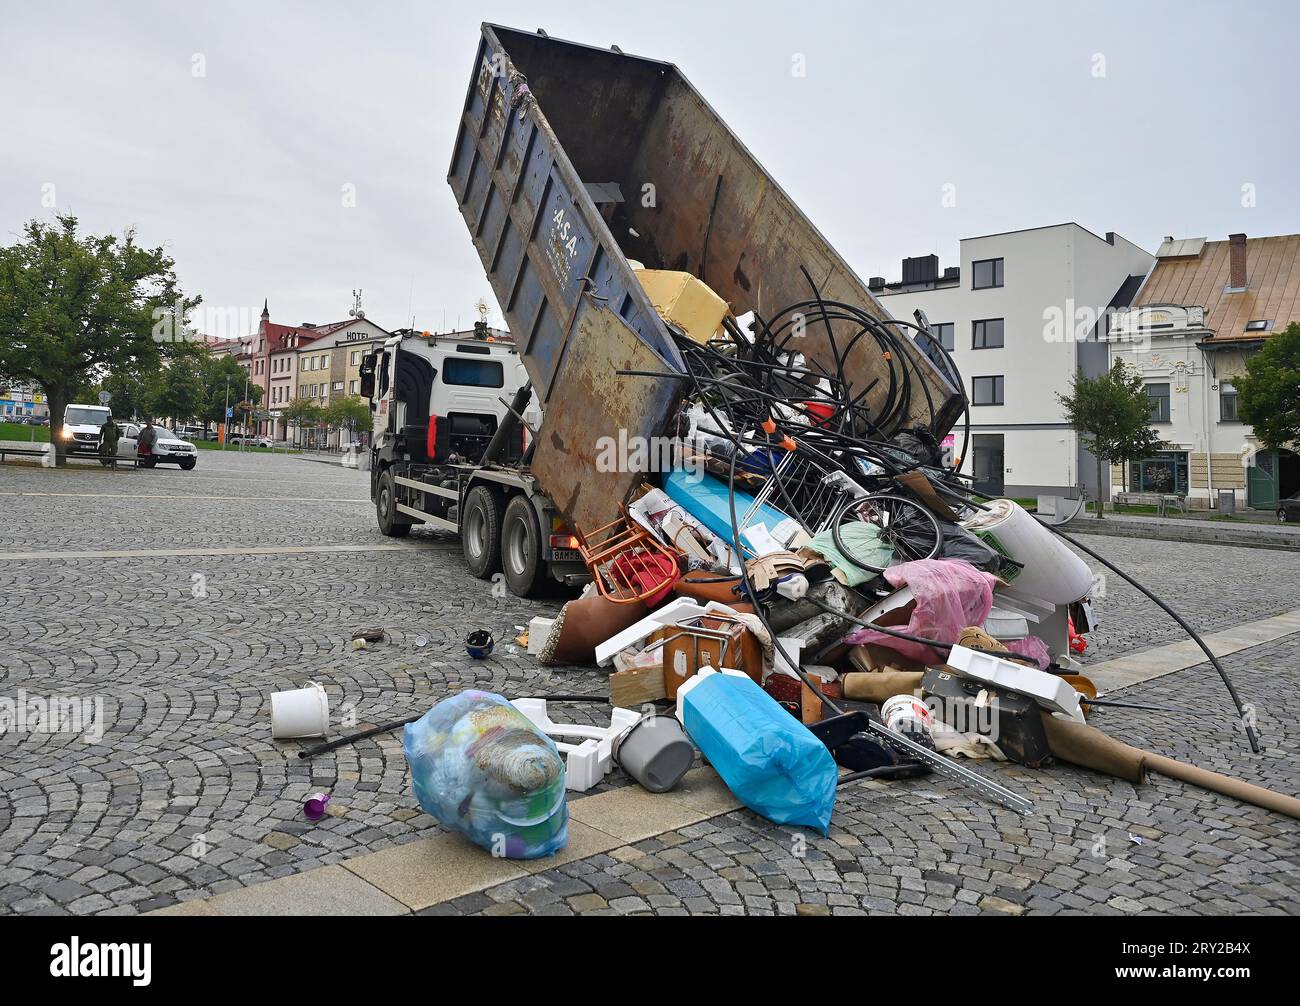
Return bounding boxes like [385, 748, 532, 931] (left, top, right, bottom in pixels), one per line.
[613, 713, 694, 793]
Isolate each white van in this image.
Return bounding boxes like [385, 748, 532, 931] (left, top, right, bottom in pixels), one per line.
[62, 404, 111, 455]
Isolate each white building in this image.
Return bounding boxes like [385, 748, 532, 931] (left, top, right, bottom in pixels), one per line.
[873, 223, 1153, 499]
[1106, 233, 1300, 509]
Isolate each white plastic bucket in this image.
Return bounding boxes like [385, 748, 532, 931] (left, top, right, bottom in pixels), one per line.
[271, 682, 330, 739]
[960, 499, 1093, 604]
[881, 693, 934, 742]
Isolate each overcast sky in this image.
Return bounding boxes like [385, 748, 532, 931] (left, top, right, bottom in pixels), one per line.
[3, 0, 1296, 338]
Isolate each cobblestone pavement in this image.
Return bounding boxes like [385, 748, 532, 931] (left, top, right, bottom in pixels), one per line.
[1, 452, 1298, 915]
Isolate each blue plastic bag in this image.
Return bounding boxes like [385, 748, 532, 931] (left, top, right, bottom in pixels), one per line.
[681, 672, 837, 834]
[402, 690, 568, 859]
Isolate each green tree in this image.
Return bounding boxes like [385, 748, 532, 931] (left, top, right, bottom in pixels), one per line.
[0, 215, 195, 464]
[283, 397, 321, 444]
[196, 352, 260, 434]
[96, 364, 152, 421]
[1057, 361, 1164, 517]
[146, 341, 206, 426]
[323, 395, 370, 437]
[1235, 321, 1300, 450]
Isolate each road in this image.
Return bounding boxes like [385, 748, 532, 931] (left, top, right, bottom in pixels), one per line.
[1, 450, 1297, 915]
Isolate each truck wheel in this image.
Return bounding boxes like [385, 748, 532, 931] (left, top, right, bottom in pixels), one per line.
[376, 469, 411, 537]
[462, 485, 501, 577]
[502, 494, 547, 597]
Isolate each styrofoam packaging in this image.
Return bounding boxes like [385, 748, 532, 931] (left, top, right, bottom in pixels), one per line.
[271, 682, 330, 739]
[960, 499, 1093, 604]
[526, 616, 556, 656]
[947, 645, 1084, 722]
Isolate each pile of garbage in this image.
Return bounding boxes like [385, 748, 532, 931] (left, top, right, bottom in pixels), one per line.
[283, 274, 1298, 861]
[506, 273, 1296, 847]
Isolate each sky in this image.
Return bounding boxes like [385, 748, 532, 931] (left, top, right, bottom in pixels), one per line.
[2, 0, 1296, 339]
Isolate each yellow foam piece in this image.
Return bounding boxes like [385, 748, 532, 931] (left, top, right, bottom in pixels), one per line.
[635, 269, 729, 344]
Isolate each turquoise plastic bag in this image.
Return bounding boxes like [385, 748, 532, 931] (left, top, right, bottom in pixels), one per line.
[664, 469, 793, 548]
[403, 690, 568, 859]
[681, 673, 837, 834]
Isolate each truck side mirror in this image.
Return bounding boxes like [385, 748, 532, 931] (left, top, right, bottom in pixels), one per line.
[359, 353, 377, 399]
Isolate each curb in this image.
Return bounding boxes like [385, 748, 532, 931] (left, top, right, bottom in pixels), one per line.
[1065, 516, 1300, 552]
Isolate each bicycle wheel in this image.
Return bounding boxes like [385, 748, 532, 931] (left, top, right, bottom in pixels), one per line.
[831, 493, 943, 572]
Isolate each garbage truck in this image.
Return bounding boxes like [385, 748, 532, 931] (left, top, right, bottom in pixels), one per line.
[366, 23, 967, 596]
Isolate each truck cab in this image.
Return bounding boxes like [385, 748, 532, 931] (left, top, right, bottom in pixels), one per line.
[366, 328, 536, 469]
[361, 328, 587, 597]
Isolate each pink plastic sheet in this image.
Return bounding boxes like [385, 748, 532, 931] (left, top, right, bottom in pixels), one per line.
[843, 559, 1000, 665]
[1004, 635, 1052, 670]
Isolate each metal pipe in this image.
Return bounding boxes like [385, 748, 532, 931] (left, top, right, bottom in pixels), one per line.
[480, 381, 532, 465]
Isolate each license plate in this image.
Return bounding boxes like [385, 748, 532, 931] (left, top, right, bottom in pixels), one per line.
[550, 549, 582, 562]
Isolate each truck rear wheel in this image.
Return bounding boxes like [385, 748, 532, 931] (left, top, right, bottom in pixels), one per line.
[376, 469, 411, 537]
[502, 494, 547, 597]
[462, 485, 501, 578]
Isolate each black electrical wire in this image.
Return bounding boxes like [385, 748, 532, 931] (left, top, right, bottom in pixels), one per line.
[1037, 518, 1262, 754]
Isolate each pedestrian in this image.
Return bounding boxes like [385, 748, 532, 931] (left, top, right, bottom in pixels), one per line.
[98, 414, 120, 466]
[137, 420, 157, 467]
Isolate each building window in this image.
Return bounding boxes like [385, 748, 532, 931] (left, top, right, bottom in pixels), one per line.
[972, 258, 1004, 289]
[917, 323, 954, 370]
[332, 381, 343, 392]
[349, 380, 359, 394]
[1129, 451, 1189, 495]
[350, 351, 360, 366]
[972, 375, 1004, 405]
[1146, 382, 1171, 423]
[972, 318, 1005, 349]
[1220, 380, 1239, 422]
[1244, 319, 1271, 332]
[322, 353, 330, 367]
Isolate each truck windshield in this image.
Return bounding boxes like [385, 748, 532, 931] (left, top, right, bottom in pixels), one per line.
[66, 407, 109, 426]
[442, 358, 504, 388]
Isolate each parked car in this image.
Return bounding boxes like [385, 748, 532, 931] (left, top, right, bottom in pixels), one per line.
[176, 425, 206, 441]
[1279, 493, 1300, 523]
[229, 435, 273, 448]
[115, 424, 198, 469]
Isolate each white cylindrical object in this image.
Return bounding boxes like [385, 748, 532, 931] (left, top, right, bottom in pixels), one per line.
[881, 693, 934, 740]
[271, 682, 330, 739]
[960, 499, 1093, 604]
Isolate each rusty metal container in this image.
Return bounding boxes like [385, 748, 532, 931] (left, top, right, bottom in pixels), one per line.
[448, 24, 963, 533]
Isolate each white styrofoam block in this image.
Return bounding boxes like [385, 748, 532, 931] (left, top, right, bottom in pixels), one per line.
[511, 698, 641, 791]
[946, 644, 1084, 723]
[773, 636, 804, 676]
[526, 616, 556, 656]
[593, 598, 709, 667]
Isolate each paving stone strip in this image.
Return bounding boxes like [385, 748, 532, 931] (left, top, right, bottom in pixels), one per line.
[147, 768, 743, 915]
